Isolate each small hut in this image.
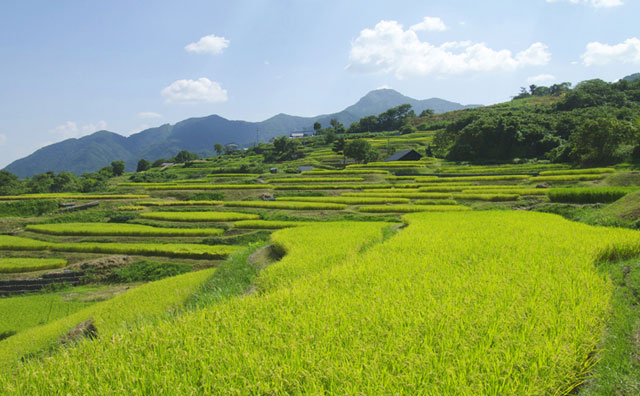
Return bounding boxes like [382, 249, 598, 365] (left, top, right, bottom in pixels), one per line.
[383, 149, 422, 162]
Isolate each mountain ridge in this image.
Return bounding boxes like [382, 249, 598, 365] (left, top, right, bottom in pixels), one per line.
[5, 89, 480, 177]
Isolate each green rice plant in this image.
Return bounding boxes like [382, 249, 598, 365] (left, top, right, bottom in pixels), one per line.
[117, 183, 178, 187]
[538, 168, 615, 176]
[0, 268, 215, 369]
[430, 175, 530, 182]
[547, 188, 633, 203]
[117, 205, 146, 211]
[529, 174, 605, 182]
[460, 188, 547, 195]
[136, 200, 223, 206]
[173, 179, 210, 183]
[0, 194, 150, 200]
[139, 211, 260, 222]
[222, 201, 347, 210]
[277, 196, 411, 204]
[26, 223, 224, 237]
[301, 170, 390, 175]
[0, 235, 239, 259]
[417, 186, 467, 192]
[234, 220, 313, 229]
[346, 162, 426, 168]
[362, 188, 421, 193]
[451, 193, 520, 201]
[269, 177, 365, 183]
[0, 293, 94, 336]
[414, 180, 475, 186]
[272, 184, 370, 190]
[413, 199, 458, 205]
[342, 192, 454, 199]
[0, 258, 67, 273]
[5, 212, 635, 394]
[358, 204, 471, 213]
[145, 184, 274, 190]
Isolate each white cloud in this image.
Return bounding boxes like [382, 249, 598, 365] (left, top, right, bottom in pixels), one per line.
[376, 84, 392, 90]
[185, 34, 229, 54]
[138, 112, 162, 119]
[410, 17, 447, 32]
[0, 133, 6, 146]
[527, 74, 556, 84]
[49, 120, 107, 139]
[347, 20, 551, 78]
[546, 0, 623, 7]
[161, 78, 228, 104]
[581, 37, 640, 66]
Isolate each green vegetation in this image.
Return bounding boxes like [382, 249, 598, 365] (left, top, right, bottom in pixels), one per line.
[343, 192, 454, 199]
[0, 268, 215, 369]
[357, 204, 471, 213]
[529, 174, 605, 182]
[139, 211, 260, 222]
[0, 258, 67, 273]
[0, 200, 58, 217]
[233, 220, 313, 229]
[548, 188, 633, 204]
[0, 194, 149, 200]
[301, 169, 389, 175]
[222, 201, 347, 210]
[145, 184, 273, 190]
[26, 223, 224, 237]
[451, 193, 521, 201]
[136, 200, 223, 206]
[276, 196, 411, 204]
[4, 212, 639, 394]
[538, 168, 615, 176]
[111, 260, 192, 282]
[269, 177, 364, 183]
[413, 199, 458, 205]
[0, 235, 238, 259]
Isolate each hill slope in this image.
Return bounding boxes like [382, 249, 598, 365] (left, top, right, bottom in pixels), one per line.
[5, 89, 478, 177]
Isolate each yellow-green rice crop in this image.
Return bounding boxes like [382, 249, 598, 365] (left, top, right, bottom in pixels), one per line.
[117, 205, 146, 211]
[413, 199, 458, 205]
[529, 174, 605, 182]
[460, 188, 547, 195]
[301, 170, 390, 175]
[0, 235, 239, 259]
[276, 196, 411, 204]
[0, 293, 93, 336]
[139, 211, 260, 222]
[26, 223, 224, 237]
[0, 194, 149, 200]
[222, 201, 347, 210]
[358, 204, 471, 213]
[234, 220, 314, 229]
[547, 187, 633, 203]
[0, 268, 215, 369]
[346, 162, 426, 168]
[3, 212, 634, 394]
[205, 173, 259, 178]
[342, 192, 454, 199]
[429, 175, 529, 182]
[137, 200, 223, 206]
[417, 186, 467, 192]
[145, 184, 273, 190]
[269, 177, 365, 183]
[0, 258, 66, 273]
[538, 168, 615, 176]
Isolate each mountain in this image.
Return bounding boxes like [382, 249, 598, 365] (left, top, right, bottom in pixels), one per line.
[622, 73, 640, 83]
[5, 89, 480, 177]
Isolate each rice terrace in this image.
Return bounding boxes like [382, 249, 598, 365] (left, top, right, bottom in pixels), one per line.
[2, 1, 640, 395]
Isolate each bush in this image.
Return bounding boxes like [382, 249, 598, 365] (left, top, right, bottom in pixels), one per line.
[547, 188, 633, 203]
[110, 261, 192, 282]
[0, 200, 58, 217]
[189, 192, 226, 201]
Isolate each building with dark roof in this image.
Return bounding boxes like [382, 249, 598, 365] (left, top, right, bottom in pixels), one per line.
[383, 149, 423, 162]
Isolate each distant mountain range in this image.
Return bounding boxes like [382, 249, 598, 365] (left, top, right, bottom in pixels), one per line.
[4, 89, 480, 177]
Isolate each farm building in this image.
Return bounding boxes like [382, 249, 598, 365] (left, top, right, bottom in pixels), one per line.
[384, 149, 422, 162]
[298, 166, 313, 173]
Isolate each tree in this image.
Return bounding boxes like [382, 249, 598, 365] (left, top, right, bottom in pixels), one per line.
[330, 119, 345, 134]
[569, 118, 635, 165]
[344, 139, 376, 163]
[359, 115, 378, 132]
[272, 136, 303, 161]
[313, 122, 322, 133]
[419, 109, 434, 117]
[324, 129, 337, 144]
[136, 159, 151, 172]
[152, 158, 166, 167]
[51, 172, 79, 192]
[333, 137, 347, 167]
[214, 143, 224, 155]
[111, 161, 126, 176]
[172, 150, 199, 163]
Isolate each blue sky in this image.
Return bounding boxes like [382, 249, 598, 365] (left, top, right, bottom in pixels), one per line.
[1, 0, 639, 168]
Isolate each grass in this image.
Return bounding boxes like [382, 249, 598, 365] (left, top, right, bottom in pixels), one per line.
[357, 204, 472, 213]
[145, 184, 274, 190]
[530, 174, 605, 182]
[548, 188, 633, 204]
[268, 177, 365, 183]
[301, 170, 390, 175]
[222, 201, 347, 210]
[0, 258, 67, 273]
[139, 211, 260, 222]
[413, 199, 458, 205]
[452, 193, 520, 201]
[26, 222, 224, 237]
[538, 168, 615, 176]
[3, 212, 639, 394]
[342, 192, 454, 199]
[136, 200, 223, 206]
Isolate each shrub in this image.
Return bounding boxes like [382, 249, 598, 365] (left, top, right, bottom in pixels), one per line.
[547, 188, 633, 203]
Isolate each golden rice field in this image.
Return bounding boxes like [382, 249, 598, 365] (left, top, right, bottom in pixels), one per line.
[25, 223, 224, 237]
